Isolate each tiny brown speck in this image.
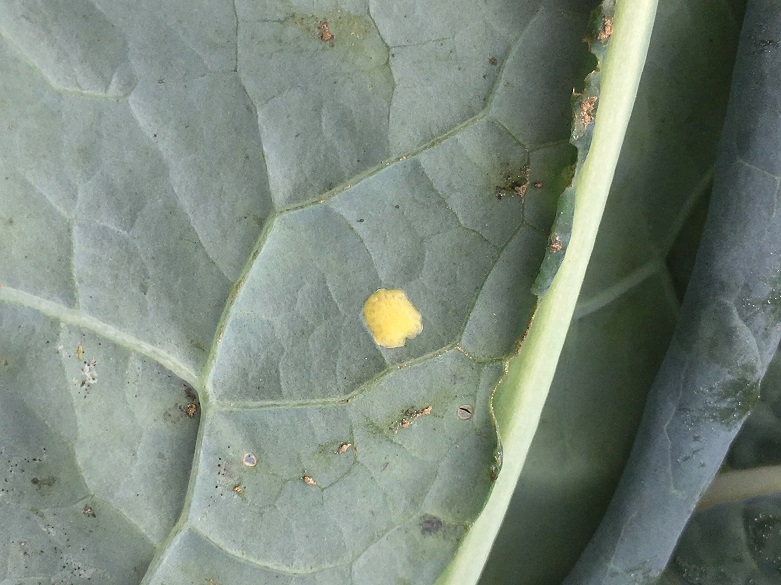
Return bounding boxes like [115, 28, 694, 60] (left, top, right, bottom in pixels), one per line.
[83, 505, 96, 518]
[532, 181, 543, 189]
[337, 442, 352, 454]
[302, 475, 317, 486]
[548, 235, 563, 253]
[489, 57, 498, 65]
[420, 405, 432, 415]
[232, 484, 244, 495]
[317, 21, 333, 43]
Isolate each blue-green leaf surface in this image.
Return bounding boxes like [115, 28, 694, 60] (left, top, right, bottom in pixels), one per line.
[662, 348, 781, 585]
[0, 0, 597, 583]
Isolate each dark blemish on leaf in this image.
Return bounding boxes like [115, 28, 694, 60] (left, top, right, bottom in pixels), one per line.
[30, 476, 56, 489]
[548, 234, 563, 253]
[380, 462, 389, 472]
[357, 218, 364, 223]
[420, 514, 443, 535]
[163, 404, 185, 423]
[82, 505, 96, 518]
[495, 165, 530, 202]
[168, 384, 200, 419]
[489, 57, 497, 65]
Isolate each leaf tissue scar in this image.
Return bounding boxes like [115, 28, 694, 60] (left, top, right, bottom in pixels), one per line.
[362, 289, 423, 349]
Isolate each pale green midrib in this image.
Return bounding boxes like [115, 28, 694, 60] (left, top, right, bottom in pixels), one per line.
[0, 285, 198, 387]
[435, 1, 659, 583]
[698, 465, 781, 510]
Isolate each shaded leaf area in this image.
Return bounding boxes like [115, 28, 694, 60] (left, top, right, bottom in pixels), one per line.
[660, 346, 781, 584]
[480, 274, 678, 585]
[0, 305, 198, 583]
[662, 495, 781, 585]
[729, 347, 781, 470]
[578, 0, 745, 303]
[564, 0, 781, 581]
[0, 0, 597, 583]
[481, 0, 746, 582]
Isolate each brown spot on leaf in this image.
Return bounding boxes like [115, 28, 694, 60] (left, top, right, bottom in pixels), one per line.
[597, 17, 613, 41]
[420, 514, 443, 535]
[580, 96, 598, 126]
[317, 20, 334, 43]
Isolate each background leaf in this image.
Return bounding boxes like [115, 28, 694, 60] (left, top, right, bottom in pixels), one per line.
[481, 0, 747, 582]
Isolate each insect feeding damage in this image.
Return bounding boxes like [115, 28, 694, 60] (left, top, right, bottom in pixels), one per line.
[597, 17, 613, 41]
[548, 234, 563, 253]
[495, 165, 531, 200]
[390, 405, 433, 434]
[317, 20, 334, 43]
[182, 384, 199, 418]
[80, 360, 97, 391]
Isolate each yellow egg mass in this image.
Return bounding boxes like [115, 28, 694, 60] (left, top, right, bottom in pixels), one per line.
[362, 289, 423, 349]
